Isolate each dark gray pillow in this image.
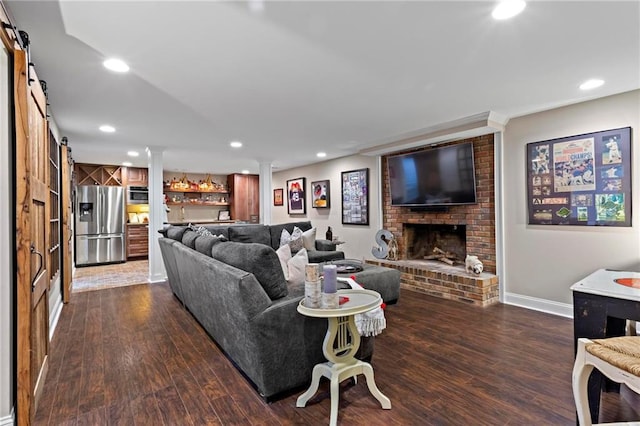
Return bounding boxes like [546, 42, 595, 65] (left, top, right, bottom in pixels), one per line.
[211, 242, 288, 300]
[181, 230, 198, 249]
[194, 234, 227, 256]
[167, 226, 187, 241]
[228, 225, 271, 246]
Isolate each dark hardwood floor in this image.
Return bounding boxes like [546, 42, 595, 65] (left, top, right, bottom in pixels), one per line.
[35, 283, 639, 425]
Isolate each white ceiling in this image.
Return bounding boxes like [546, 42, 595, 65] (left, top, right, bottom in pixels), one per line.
[5, 1, 640, 174]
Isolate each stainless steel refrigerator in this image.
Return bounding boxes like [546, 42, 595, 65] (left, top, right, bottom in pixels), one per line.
[75, 185, 126, 266]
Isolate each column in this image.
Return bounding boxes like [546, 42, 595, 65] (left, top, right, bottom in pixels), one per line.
[259, 161, 272, 225]
[146, 146, 166, 283]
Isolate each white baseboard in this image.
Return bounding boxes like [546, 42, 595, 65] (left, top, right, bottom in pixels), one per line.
[504, 292, 573, 318]
[49, 292, 63, 340]
[148, 274, 167, 284]
[0, 408, 14, 426]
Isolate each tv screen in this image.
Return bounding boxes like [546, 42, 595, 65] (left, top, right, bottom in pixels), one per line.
[387, 142, 477, 206]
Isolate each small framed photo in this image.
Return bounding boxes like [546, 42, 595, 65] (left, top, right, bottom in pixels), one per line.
[311, 180, 330, 208]
[287, 177, 306, 215]
[218, 210, 230, 221]
[273, 188, 284, 206]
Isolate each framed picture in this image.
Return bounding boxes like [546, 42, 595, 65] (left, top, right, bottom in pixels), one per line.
[286, 177, 306, 215]
[341, 168, 369, 225]
[311, 180, 330, 208]
[526, 127, 631, 227]
[273, 188, 284, 206]
[218, 209, 230, 221]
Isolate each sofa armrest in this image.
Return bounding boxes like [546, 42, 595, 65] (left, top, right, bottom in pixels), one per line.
[315, 239, 337, 251]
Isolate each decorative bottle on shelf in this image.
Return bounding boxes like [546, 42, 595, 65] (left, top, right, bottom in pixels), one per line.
[326, 226, 333, 241]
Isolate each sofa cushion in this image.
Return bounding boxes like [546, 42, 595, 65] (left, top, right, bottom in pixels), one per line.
[202, 225, 230, 240]
[166, 226, 187, 242]
[195, 234, 227, 256]
[275, 245, 308, 286]
[275, 244, 291, 279]
[287, 248, 308, 286]
[188, 223, 214, 237]
[211, 242, 288, 300]
[269, 221, 312, 250]
[280, 227, 304, 253]
[302, 227, 316, 251]
[182, 230, 199, 249]
[228, 225, 271, 246]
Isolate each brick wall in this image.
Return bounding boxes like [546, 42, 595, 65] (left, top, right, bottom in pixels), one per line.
[381, 134, 496, 273]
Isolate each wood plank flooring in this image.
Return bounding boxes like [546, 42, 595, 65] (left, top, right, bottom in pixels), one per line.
[35, 283, 640, 425]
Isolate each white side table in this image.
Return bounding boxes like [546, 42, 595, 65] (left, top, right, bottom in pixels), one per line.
[296, 289, 391, 426]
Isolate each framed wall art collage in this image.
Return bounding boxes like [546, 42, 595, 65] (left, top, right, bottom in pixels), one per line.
[526, 127, 631, 227]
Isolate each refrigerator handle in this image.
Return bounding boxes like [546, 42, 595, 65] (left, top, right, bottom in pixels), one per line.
[100, 189, 105, 234]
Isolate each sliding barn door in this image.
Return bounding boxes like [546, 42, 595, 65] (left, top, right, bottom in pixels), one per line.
[15, 48, 50, 425]
[61, 143, 73, 302]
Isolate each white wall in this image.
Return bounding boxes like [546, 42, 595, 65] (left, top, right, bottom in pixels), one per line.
[0, 42, 13, 423]
[502, 90, 640, 310]
[272, 155, 381, 261]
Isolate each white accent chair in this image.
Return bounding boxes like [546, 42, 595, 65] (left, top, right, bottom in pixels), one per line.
[572, 336, 640, 425]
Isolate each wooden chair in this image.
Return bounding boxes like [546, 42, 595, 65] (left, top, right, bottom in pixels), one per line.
[572, 336, 640, 425]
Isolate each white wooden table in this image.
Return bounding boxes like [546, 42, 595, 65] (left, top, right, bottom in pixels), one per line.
[296, 289, 391, 426]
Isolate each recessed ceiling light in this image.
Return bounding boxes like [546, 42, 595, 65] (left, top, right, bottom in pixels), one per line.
[579, 79, 605, 90]
[492, 0, 526, 20]
[103, 58, 130, 73]
[241, 170, 250, 174]
[99, 125, 116, 133]
[127, 151, 139, 157]
[317, 152, 327, 158]
[248, 0, 265, 13]
[122, 161, 132, 167]
[230, 141, 243, 148]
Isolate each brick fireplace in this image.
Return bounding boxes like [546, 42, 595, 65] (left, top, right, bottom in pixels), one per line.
[368, 134, 499, 306]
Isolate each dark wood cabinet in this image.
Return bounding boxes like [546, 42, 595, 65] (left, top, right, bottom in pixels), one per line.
[126, 224, 148, 258]
[124, 167, 148, 187]
[228, 174, 259, 222]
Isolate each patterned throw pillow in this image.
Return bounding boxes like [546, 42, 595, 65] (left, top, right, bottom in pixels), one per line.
[280, 227, 304, 253]
[188, 223, 227, 240]
[188, 223, 212, 237]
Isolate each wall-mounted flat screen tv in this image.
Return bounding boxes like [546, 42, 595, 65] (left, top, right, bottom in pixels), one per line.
[387, 142, 477, 207]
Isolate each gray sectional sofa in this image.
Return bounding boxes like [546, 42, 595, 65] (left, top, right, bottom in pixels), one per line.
[157, 221, 372, 399]
[193, 220, 345, 263]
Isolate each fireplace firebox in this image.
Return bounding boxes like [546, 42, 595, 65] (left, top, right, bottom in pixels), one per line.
[403, 223, 467, 263]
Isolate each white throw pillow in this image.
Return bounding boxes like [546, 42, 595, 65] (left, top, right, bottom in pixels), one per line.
[276, 244, 292, 279]
[287, 248, 308, 286]
[302, 227, 316, 251]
